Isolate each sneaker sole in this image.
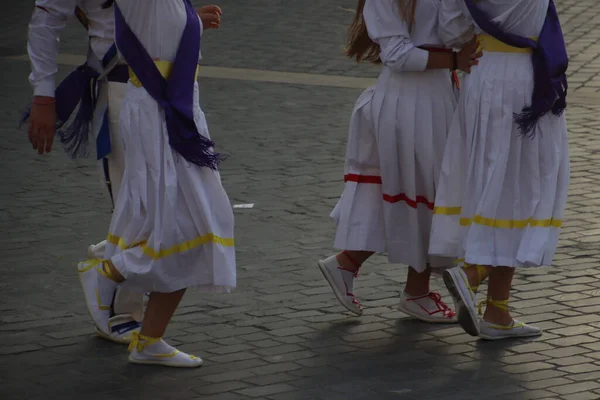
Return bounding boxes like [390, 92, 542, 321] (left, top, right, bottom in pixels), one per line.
[95, 327, 132, 345]
[397, 301, 457, 324]
[479, 330, 543, 341]
[128, 357, 204, 368]
[317, 260, 362, 316]
[443, 269, 479, 336]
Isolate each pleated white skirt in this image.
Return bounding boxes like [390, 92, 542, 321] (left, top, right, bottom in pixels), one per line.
[104, 82, 236, 293]
[332, 66, 457, 271]
[429, 52, 570, 268]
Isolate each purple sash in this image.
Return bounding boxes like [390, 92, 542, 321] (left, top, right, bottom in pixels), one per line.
[19, 44, 128, 158]
[114, 0, 221, 169]
[464, 0, 568, 137]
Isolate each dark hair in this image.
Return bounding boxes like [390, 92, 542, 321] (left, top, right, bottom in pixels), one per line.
[345, 0, 417, 64]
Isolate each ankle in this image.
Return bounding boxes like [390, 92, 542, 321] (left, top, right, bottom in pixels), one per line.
[336, 251, 361, 272]
[481, 297, 512, 325]
[482, 310, 513, 326]
[403, 289, 430, 298]
[129, 331, 162, 352]
[463, 265, 485, 291]
[404, 266, 431, 297]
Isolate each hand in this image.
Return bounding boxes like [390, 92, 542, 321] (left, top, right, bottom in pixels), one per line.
[197, 5, 222, 30]
[456, 36, 482, 74]
[28, 96, 56, 155]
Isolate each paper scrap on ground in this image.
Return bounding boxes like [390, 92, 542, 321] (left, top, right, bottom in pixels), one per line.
[233, 203, 255, 209]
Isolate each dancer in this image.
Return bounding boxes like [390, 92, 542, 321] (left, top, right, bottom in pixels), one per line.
[430, 0, 569, 340]
[26, 0, 144, 343]
[25, 0, 224, 344]
[318, 0, 481, 322]
[77, 0, 236, 367]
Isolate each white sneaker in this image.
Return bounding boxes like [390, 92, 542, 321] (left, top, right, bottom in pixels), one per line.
[398, 292, 457, 323]
[87, 241, 107, 259]
[88, 242, 147, 321]
[443, 267, 479, 336]
[318, 255, 363, 316]
[479, 319, 542, 340]
[77, 260, 118, 336]
[128, 333, 203, 368]
[95, 314, 141, 344]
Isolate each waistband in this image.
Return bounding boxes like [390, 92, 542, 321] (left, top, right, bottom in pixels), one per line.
[477, 34, 537, 54]
[129, 60, 200, 87]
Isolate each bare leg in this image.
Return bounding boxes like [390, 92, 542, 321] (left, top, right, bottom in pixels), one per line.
[482, 266, 514, 326]
[336, 250, 373, 272]
[104, 261, 186, 337]
[404, 266, 431, 297]
[140, 290, 186, 338]
[462, 264, 491, 292]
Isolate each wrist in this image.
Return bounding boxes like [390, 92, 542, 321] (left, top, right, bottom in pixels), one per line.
[33, 96, 56, 106]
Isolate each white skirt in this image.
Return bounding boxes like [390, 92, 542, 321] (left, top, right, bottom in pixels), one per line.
[92, 81, 126, 204]
[331, 67, 457, 271]
[104, 82, 236, 293]
[429, 52, 570, 268]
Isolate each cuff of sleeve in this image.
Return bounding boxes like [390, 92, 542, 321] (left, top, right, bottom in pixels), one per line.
[33, 80, 56, 98]
[409, 48, 430, 72]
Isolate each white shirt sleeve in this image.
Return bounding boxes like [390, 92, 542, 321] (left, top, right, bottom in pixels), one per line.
[438, 0, 476, 48]
[362, 0, 429, 73]
[27, 0, 78, 97]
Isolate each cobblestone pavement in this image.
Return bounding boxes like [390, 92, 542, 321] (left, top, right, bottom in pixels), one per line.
[2, 1, 600, 400]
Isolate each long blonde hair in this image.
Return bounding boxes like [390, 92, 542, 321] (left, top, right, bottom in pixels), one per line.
[345, 0, 417, 63]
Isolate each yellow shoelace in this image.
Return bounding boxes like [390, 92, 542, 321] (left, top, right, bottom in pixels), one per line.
[128, 331, 162, 353]
[477, 297, 509, 315]
[462, 264, 488, 293]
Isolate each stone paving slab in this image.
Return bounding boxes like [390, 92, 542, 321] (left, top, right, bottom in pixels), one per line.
[2, 1, 600, 400]
[2, 1, 600, 89]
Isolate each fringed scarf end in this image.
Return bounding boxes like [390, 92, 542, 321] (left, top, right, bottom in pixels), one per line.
[191, 151, 225, 171]
[57, 120, 91, 159]
[514, 107, 542, 139]
[174, 134, 226, 170]
[56, 102, 92, 159]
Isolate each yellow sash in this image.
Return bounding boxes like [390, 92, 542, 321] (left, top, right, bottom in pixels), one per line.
[129, 60, 200, 87]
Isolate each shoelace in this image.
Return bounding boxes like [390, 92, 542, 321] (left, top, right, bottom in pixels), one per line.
[461, 264, 488, 293]
[428, 292, 455, 317]
[337, 266, 362, 309]
[406, 292, 455, 317]
[478, 297, 509, 315]
[128, 331, 162, 353]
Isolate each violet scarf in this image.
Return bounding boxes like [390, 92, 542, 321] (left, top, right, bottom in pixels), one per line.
[114, 0, 221, 169]
[463, 0, 568, 137]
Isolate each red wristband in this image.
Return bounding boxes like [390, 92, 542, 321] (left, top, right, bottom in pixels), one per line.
[33, 97, 56, 105]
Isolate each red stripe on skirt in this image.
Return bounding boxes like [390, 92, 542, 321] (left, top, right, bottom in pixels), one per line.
[344, 173, 382, 184]
[343, 174, 434, 209]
